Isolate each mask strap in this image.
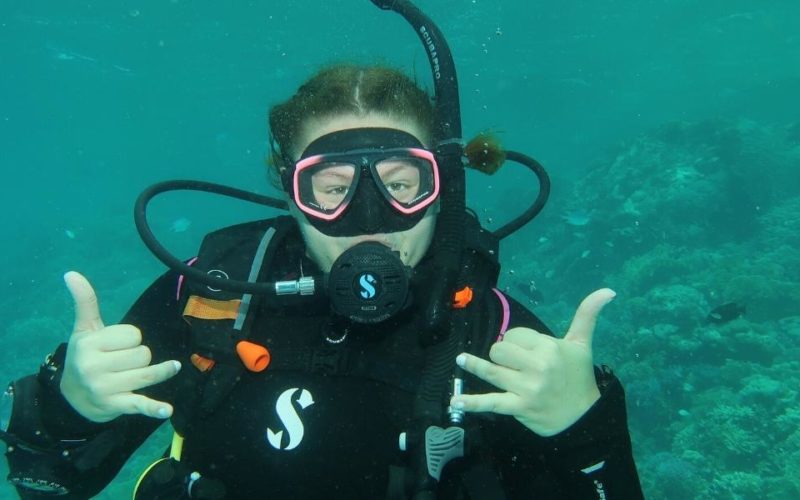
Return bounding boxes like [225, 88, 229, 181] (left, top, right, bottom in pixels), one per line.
[269, 133, 295, 174]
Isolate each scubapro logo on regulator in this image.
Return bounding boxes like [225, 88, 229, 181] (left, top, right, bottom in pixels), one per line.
[358, 273, 377, 299]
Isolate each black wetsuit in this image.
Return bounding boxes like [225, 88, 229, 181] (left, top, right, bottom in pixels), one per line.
[5, 221, 643, 499]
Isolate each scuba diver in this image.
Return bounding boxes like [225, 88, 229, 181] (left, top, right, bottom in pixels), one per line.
[1, 1, 643, 499]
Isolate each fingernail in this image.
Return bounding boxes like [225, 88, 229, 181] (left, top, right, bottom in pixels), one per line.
[157, 407, 169, 418]
[456, 354, 466, 368]
[173, 361, 182, 372]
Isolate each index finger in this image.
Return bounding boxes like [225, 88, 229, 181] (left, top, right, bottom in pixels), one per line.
[103, 359, 182, 394]
[456, 352, 516, 392]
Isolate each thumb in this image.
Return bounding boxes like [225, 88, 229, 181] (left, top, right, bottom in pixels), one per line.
[563, 288, 616, 348]
[64, 271, 105, 333]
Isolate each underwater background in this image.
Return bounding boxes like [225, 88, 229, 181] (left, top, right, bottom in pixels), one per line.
[1, 0, 798, 498]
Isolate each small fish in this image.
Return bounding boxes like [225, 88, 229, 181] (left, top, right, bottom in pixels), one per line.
[45, 44, 133, 74]
[46, 44, 98, 63]
[65, 229, 76, 239]
[706, 302, 746, 324]
[170, 217, 192, 233]
[561, 209, 593, 227]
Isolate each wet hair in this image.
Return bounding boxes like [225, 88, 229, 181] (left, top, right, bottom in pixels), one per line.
[267, 64, 435, 189]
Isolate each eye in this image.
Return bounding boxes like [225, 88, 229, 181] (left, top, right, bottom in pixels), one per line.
[325, 186, 349, 195]
[386, 182, 409, 193]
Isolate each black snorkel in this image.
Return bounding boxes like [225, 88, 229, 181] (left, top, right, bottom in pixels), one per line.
[370, 0, 465, 345]
[369, 4, 474, 499]
[369, 5, 551, 499]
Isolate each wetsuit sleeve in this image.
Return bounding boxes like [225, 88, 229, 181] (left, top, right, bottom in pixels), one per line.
[481, 294, 644, 499]
[2, 271, 189, 499]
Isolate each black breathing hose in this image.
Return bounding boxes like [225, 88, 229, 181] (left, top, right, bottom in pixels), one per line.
[134, 180, 290, 295]
[492, 150, 551, 241]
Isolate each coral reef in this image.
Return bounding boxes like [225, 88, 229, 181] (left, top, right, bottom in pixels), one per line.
[504, 118, 800, 498]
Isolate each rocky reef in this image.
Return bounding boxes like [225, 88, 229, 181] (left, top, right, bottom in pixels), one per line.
[501, 118, 800, 498]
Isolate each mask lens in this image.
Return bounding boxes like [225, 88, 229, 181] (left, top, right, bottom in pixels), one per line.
[375, 155, 437, 210]
[299, 161, 357, 214]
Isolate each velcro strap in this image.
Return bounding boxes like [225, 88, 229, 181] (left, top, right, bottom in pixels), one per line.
[183, 296, 241, 320]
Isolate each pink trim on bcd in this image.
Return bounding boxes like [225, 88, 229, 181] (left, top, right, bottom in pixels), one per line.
[492, 288, 511, 342]
[177, 257, 199, 301]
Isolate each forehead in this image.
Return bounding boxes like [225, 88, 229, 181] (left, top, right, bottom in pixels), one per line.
[294, 113, 429, 158]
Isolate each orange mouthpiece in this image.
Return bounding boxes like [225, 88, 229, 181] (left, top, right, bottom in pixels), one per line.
[236, 341, 271, 372]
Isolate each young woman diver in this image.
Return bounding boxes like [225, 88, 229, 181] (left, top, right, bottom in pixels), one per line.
[0, 1, 643, 498]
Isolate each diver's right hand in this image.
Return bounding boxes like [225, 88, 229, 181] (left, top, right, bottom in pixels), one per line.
[59, 271, 182, 423]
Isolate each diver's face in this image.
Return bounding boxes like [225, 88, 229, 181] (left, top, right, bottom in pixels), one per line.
[289, 113, 438, 273]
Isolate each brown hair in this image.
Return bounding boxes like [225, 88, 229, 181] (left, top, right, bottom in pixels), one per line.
[267, 64, 435, 188]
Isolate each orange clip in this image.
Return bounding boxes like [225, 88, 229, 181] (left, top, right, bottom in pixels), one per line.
[190, 353, 216, 372]
[453, 286, 474, 309]
[236, 341, 271, 372]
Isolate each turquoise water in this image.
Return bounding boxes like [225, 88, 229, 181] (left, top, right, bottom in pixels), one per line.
[1, 1, 798, 498]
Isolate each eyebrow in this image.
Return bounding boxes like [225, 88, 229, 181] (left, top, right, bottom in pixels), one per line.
[378, 162, 415, 177]
[316, 169, 354, 181]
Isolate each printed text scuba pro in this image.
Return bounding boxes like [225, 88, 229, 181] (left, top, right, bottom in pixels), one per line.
[419, 26, 440, 80]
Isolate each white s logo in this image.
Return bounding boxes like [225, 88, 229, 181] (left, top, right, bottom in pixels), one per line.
[266, 388, 315, 450]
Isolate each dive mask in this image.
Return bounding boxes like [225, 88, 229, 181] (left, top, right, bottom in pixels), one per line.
[282, 128, 440, 237]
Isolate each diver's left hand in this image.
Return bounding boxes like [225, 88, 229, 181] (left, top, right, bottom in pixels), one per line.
[450, 288, 615, 437]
